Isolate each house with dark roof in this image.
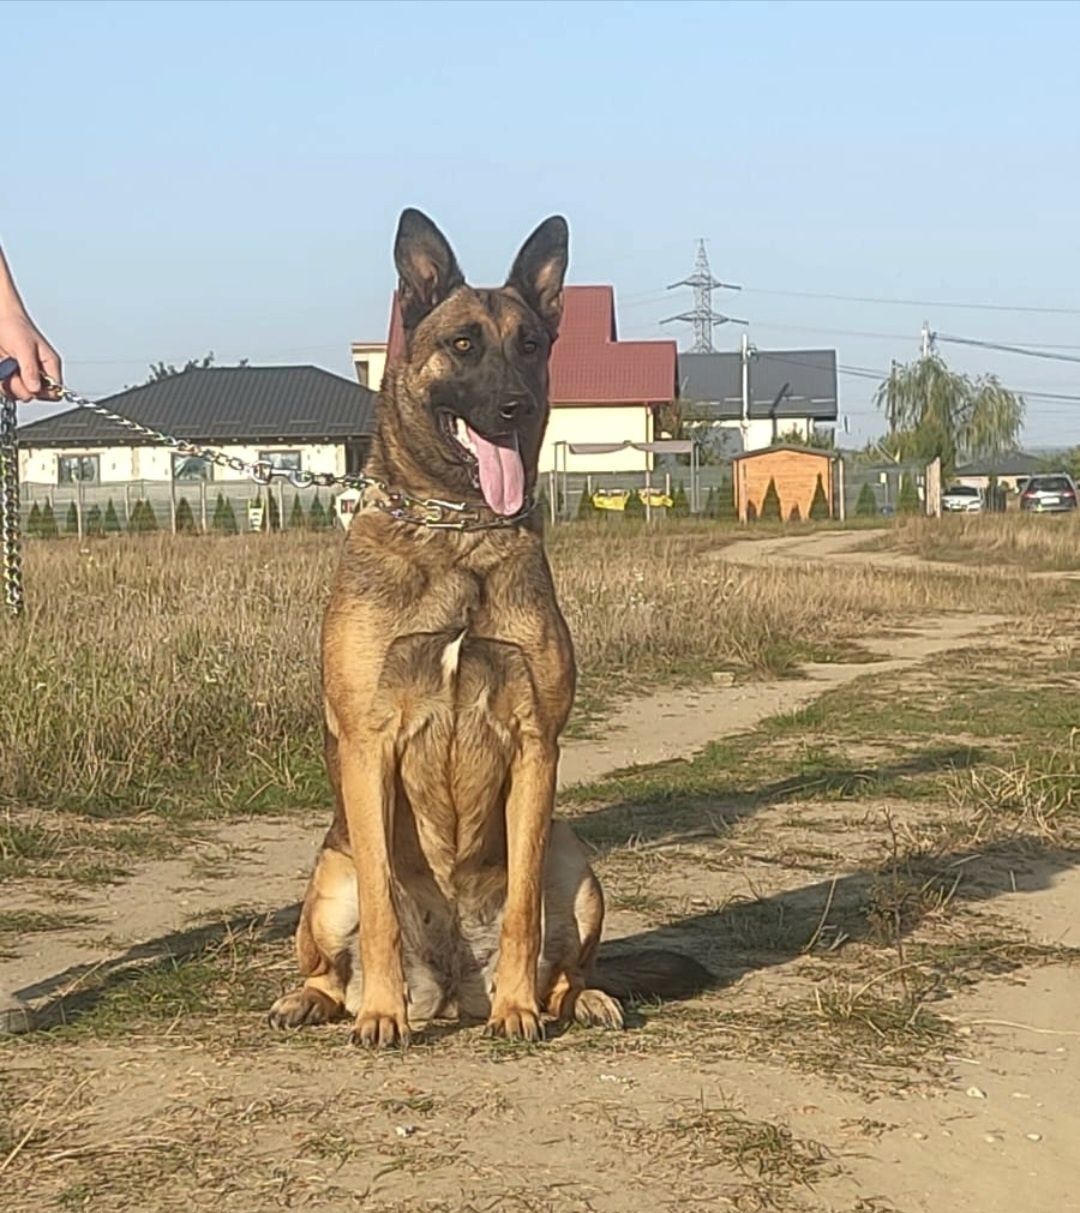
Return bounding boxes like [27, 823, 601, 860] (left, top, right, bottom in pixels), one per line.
[953, 451, 1046, 493]
[17, 365, 375, 489]
[386, 285, 677, 473]
[678, 348, 838, 453]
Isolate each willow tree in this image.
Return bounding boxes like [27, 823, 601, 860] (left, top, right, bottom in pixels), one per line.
[874, 355, 1024, 477]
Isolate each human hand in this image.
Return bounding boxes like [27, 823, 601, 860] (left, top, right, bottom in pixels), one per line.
[0, 310, 61, 401]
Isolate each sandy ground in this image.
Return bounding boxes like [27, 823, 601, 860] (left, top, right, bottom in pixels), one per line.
[4, 533, 1079, 1212]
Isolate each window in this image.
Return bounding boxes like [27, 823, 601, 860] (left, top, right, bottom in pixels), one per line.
[172, 453, 212, 481]
[58, 455, 99, 484]
[356, 359, 370, 388]
[258, 450, 302, 472]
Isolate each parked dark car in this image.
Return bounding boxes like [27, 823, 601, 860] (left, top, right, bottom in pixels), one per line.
[1019, 474, 1078, 513]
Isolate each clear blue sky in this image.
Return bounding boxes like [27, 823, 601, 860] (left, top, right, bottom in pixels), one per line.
[8, 0, 1080, 446]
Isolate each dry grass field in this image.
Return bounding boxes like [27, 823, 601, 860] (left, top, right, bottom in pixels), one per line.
[2, 521, 1080, 1212]
[865, 511, 1080, 571]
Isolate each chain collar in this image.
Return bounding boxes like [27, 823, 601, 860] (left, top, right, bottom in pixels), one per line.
[367, 486, 536, 532]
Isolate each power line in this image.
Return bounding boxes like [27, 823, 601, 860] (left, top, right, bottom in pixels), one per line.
[935, 333, 1080, 366]
[741, 285, 1080, 316]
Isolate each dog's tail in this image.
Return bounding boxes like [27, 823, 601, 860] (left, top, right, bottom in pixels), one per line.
[593, 949, 714, 1002]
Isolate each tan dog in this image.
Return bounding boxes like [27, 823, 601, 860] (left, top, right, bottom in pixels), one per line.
[269, 210, 707, 1046]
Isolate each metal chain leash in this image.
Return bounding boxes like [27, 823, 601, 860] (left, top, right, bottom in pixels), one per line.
[0, 367, 534, 615]
[0, 386, 22, 616]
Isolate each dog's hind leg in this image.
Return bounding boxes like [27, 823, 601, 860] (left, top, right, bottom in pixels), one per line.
[540, 821, 624, 1031]
[267, 846, 356, 1029]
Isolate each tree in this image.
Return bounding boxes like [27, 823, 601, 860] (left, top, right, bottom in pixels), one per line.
[84, 504, 104, 537]
[703, 486, 717, 519]
[855, 482, 879, 517]
[808, 474, 830, 520]
[289, 495, 305, 529]
[267, 491, 282, 531]
[40, 502, 59, 539]
[874, 354, 1024, 479]
[670, 481, 690, 519]
[576, 488, 598, 520]
[26, 502, 42, 538]
[175, 497, 197, 534]
[142, 353, 249, 385]
[773, 425, 836, 451]
[898, 472, 921, 515]
[789, 503, 802, 522]
[212, 492, 238, 534]
[716, 474, 737, 521]
[759, 478, 782, 522]
[623, 489, 646, 520]
[103, 499, 122, 535]
[130, 500, 158, 533]
[65, 502, 79, 534]
[308, 493, 328, 530]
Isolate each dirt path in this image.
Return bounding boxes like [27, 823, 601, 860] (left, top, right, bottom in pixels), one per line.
[719, 526, 1080, 581]
[2, 611, 1003, 1031]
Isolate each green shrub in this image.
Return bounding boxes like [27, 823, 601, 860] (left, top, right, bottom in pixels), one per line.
[671, 481, 690, 519]
[84, 504, 104, 537]
[899, 473, 921, 515]
[703, 486, 717, 519]
[624, 489, 646, 520]
[576, 489, 598, 520]
[789, 503, 802, 522]
[717, 476, 737, 521]
[103, 499, 122, 535]
[39, 502, 59, 539]
[289, 495, 305, 529]
[855, 482, 878, 517]
[212, 493, 238, 535]
[65, 502, 79, 534]
[174, 497, 197, 534]
[26, 502, 41, 538]
[308, 493, 328, 530]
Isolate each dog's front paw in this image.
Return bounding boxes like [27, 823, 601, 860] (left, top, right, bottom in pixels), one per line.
[485, 999, 545, 1042]
[351, 1002, 410, 1049]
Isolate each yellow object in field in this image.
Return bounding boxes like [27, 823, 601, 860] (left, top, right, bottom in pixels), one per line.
[589, 488, 673, 511]
[640, 489, 673, 509]
[592, 489, 630, 512]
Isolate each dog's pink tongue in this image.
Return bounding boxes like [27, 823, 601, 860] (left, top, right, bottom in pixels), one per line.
[467, 425, 524, 516]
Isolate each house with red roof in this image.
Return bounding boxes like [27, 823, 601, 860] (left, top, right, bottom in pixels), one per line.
[378, 285, 677, 474]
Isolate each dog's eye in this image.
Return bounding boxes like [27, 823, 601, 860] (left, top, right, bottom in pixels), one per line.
[453, 337, 472, 353]
[522, 339, 538, 354]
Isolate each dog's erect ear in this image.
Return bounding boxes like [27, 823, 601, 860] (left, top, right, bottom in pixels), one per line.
[506, 216, 569, 340]
[394, 209, 466, 330]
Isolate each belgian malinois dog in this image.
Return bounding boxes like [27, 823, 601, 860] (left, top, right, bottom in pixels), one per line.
[268, 210, 707, 1046]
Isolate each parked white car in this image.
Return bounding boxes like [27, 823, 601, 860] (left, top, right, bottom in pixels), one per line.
[941, 484, 983, 513]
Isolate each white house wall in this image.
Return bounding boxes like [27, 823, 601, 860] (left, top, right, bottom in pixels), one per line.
[20, 442, 347, 486]
[717, 417, 809, 452]
[540, 405, 653, 474]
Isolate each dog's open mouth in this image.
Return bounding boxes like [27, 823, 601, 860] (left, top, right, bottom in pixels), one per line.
[439, 413, 525, 517]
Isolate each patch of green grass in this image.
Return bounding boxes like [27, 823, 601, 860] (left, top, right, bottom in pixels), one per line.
[0, 909, 94, 936]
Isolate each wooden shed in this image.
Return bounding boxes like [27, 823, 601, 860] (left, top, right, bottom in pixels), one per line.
[732, 445, 836, 523]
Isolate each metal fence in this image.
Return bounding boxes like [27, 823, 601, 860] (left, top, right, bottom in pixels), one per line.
[18, 478, 344, 535]
[540, 455, 930, 522]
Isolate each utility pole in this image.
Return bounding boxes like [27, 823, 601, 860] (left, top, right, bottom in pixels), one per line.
[662, 239, 747, 352]
[740, 330, 754, 447]
[921, 321, 934, 359]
